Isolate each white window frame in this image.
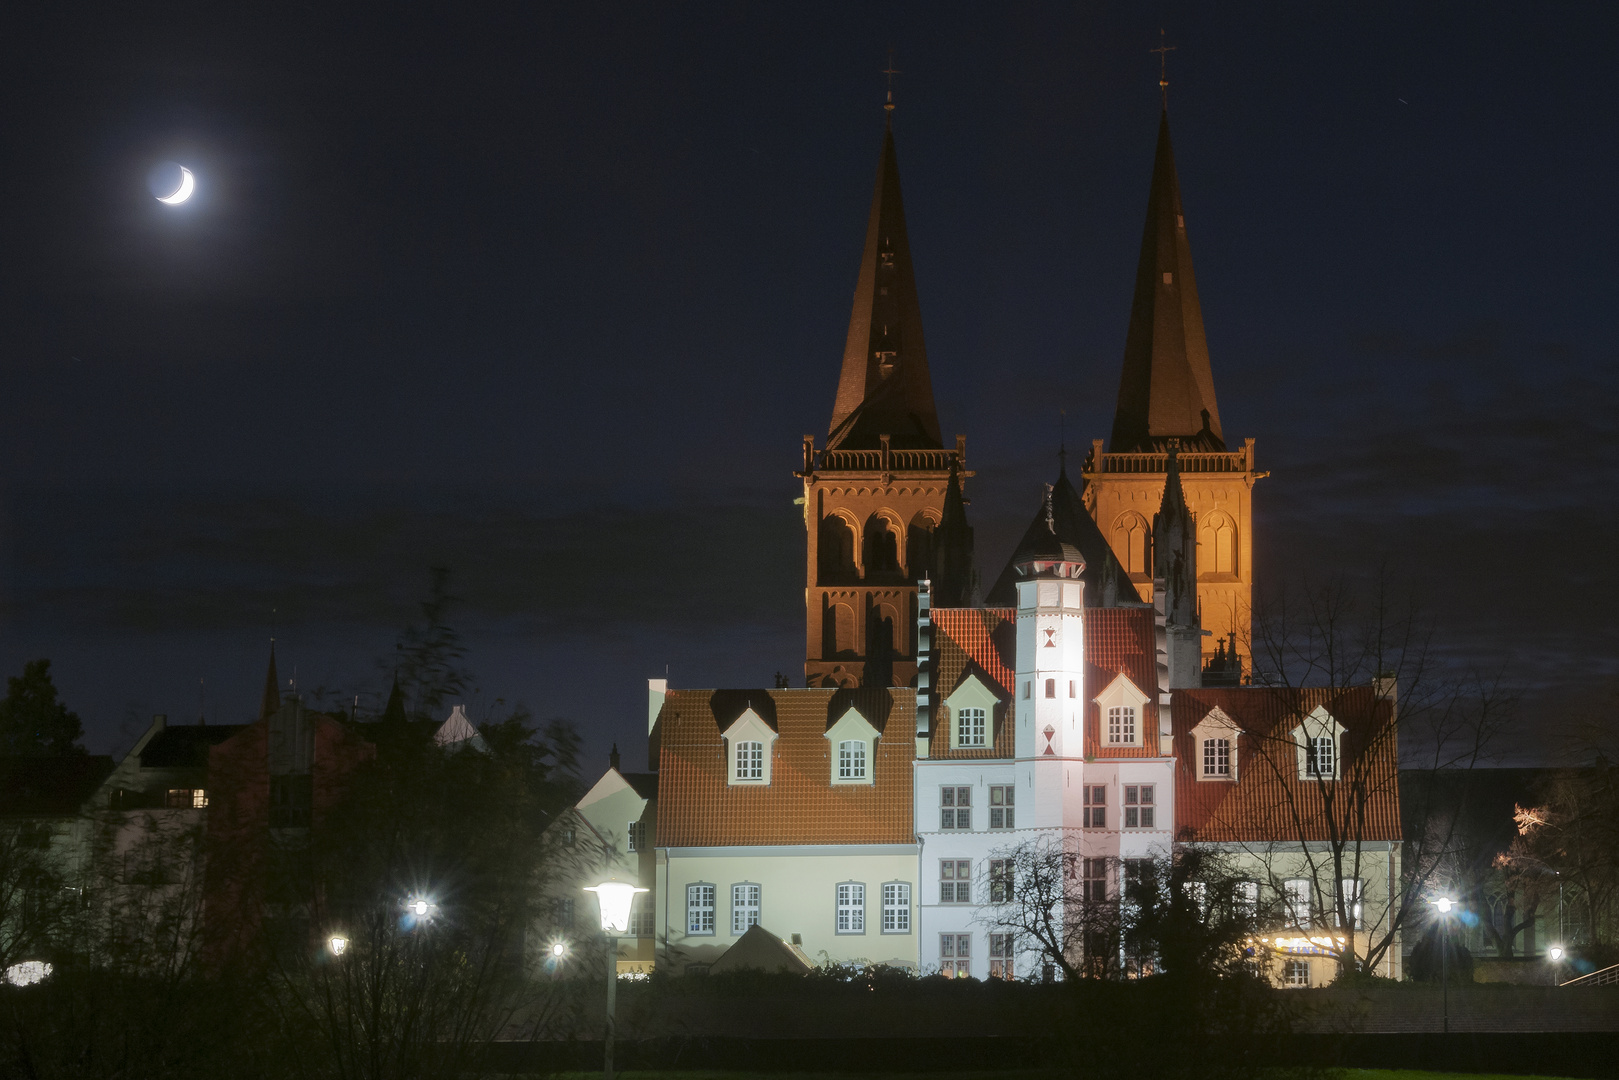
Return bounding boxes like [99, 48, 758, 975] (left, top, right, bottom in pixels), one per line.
[735, 741, 764, 780]
[940, 858, 972, 904]
[1093, 672, 1149, 749]
[1122, 783, 1156, 829]
[1284, 959, 1310, 987]
[1284, 878, 1312, 928]
[1292, 705, 1345, 781]
[940, 785, 971, 831]
[1236, 880, 1259, 919]
[837, 739, 867, 781]
[731, 882, 761, 935]
[988, 932, 1015, 979]
[939, 933, 972, 978]
[1082, 784, 1106, 829]
[881, 882, 911, 934]
[1191, 705, 1242, 780]
[944, 674, 999, 750]
[686, 883, 716, 936]
[824, 706, 878, 785]
[835, 882, 866, 934]
[724, 708, 778, 785]
[1336, 878, 1364, 929]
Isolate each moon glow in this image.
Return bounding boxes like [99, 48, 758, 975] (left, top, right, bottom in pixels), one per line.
[157, 166, 195, 205]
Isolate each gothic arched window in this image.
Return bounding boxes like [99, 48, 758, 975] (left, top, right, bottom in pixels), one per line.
[1199, 511, 1238, 577]
[906, 512, 938, 582]
[1112, 512, 1152, 577]
[864, 514, 902, 578]
[819, 514, 858, 583]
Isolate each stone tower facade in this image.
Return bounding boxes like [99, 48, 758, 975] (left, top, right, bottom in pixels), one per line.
[800, 114, 967, 689]
[1082, 110, 1265, 666]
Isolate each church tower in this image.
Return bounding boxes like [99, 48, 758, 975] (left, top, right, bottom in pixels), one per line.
[1083, 108, 1264, 669]
[799, 107, 967, 689]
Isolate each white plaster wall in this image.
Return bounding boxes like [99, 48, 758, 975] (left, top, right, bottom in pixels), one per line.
[660, 848, 919, 970]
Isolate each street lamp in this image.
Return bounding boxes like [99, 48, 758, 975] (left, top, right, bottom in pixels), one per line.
[1548, 944, 1564, 986]
[1429, 896, 1456, 1034]
[327, 934, 349, 957]
[584, 881, 648, 1080]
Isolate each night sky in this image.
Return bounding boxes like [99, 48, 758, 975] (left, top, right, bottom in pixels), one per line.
[2, 4, 1614, 768]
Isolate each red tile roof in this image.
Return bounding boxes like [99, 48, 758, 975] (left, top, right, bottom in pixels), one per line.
[655, 688, 915, 847]
[926, 605, 1159, 761]
[1081, 607, 1160, 760]
[1171, 686, 1401, 843]
[927, 608, 1016, 758]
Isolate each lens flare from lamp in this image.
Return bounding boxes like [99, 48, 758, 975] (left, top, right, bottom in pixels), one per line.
[584, 882, 648, 934]
[1549, 946, 1564, 961]
[1434, 896, 1453, 914]
[413, 899, 430, 917]
[551, 941, 568, 958]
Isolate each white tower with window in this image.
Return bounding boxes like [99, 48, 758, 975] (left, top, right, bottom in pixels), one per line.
[1011, 497, 1087, 830]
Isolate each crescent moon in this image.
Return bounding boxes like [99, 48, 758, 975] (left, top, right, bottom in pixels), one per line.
[157, 167, 194, 205]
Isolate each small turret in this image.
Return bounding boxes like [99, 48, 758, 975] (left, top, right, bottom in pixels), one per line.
[1153, 441, 1202, 695]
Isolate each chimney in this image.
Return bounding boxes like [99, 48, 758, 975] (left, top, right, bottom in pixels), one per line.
[609, 742, 621, 771]
[152, 713, 167, 732]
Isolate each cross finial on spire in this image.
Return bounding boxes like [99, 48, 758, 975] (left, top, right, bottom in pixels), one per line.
[1151, 29, 1176, 108]
[882, 50, 900, 115]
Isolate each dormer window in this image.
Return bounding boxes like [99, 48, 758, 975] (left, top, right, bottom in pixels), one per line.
[825, 706, 879, 785]
[1093, 672, 1150, 750]
[837, 740, 867, 780]
[1292, 705, 1346, 781]
[735, 741, 764, 781]
[723, 708, 778, 785]
[1191, 706, 1242, 782]
[943, 674, 1000, 752]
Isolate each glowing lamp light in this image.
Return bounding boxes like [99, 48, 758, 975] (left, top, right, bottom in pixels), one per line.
[1548, 946, 1564, 961]
[551, 940, 568, 958]
[4, 961, 51, 987]
[328, 935, 349, 957]
[413, 900, 430, 916]
[584, 881, 649, 934]
[1433, 896, 1454, 914]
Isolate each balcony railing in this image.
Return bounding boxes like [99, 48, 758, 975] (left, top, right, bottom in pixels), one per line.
[803, 434, 968, 477]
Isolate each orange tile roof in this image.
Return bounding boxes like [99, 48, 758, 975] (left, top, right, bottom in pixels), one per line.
[927, 607, 1016, 759]
[926, 605, 1160, 761]
[655, 688, 916, 847]
[1171, 686, 1401, 843]
[1081, 607, 1160, 760]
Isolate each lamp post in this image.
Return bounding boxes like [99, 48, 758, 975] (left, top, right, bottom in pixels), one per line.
[1430, 896, 1455, 1034]
[584, 881, 648, 1080]
[1548, 944, 1564, 987]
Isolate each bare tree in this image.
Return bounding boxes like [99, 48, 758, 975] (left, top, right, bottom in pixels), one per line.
[1238, 572, 1513, 979]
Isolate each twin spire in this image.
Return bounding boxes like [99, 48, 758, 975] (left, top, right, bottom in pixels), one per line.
[1110, 110, 1224, 453]
[825, 118, 943, 452]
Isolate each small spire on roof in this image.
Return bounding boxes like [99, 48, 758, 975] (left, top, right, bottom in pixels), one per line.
[259, 641, 280, 721]
[882, 50, 900, 117]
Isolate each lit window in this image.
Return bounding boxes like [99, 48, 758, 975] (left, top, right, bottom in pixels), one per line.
[988, 933, 1015, 979]
[731, 883, 760, 934]
[882, 883, 911, 933]
[629, 895, 656, 937]
[1284, 878, 1312, 928]
[1202, 738, 1231, 777]
[166, 788, 208, 809]
[989, 859, 1013, 903]
[836, 883, 865, 933]
[1123, 785, 1155, 829]
[837, 739, 867, 780]
[1236, 881, 1259, 918]
[988, 785, 1015, 829]
[958, 707, 987, 748]
[735, 740, 764, 781]
[1284, 959, 1310, 987]
[1108, 706, 1137, 744]
[686, 884, 715, 935]
[1337, 879, 1363, 929]
[939, 860, 971, 904]
[1306, 736, 1335, 778]
[939, 933, 971, 978]
[1082, 785, 1106, 829]
[940, 786, 971, 830]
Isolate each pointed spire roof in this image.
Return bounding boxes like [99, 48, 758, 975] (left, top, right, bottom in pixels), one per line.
[931, 458, 976, 607]
[1155, 439, 1193, 542]
[381, 672, 407, 725]
[825, 118, 943, 451]
[259, 642, 280, 721]
[1109, 110, 1225, 454]
[986, 459, 1145, 608]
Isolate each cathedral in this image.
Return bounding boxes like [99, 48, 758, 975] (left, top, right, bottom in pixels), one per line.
[560, 93, 1401, 986]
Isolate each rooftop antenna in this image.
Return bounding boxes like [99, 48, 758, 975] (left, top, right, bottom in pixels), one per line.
[882, 50, 900, 117]
[199, 677, 207, 727]
[1151, 29, 1176, 108]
